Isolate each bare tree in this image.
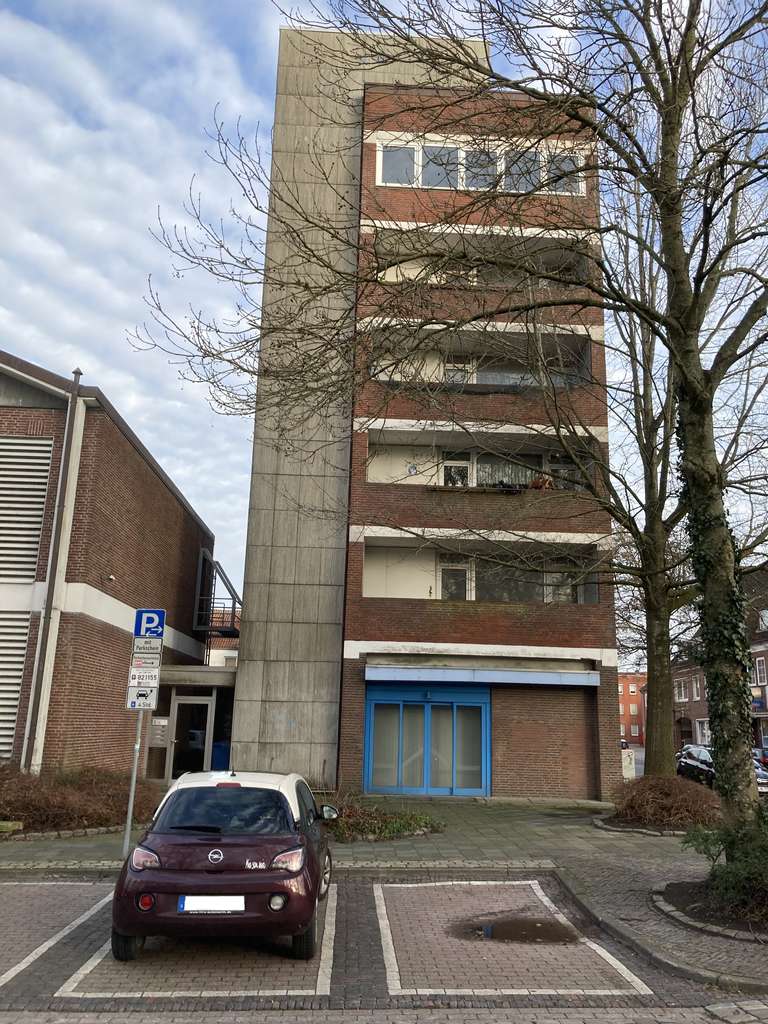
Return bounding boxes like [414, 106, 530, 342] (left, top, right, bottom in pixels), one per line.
[136, 2, 768, 822]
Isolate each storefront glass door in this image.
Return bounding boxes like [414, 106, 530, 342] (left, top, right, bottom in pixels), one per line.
[365, 688, 489, 796]
[170, 697, 214, 779]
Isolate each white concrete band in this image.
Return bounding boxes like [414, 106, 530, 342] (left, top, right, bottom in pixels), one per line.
[349, 524, 612, 548]
[344, 639, 618, 667]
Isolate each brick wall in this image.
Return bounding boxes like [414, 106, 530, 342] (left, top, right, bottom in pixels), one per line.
[67, 409, 212, 635]
[337, 657, 621, 799]
[9, 613, 41, 766]
[618, 671, 646, 744]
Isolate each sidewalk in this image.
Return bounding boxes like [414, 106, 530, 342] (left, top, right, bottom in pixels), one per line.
[2, 799, 766, 992]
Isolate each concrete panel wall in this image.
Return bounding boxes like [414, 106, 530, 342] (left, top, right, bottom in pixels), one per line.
[232, 30, 486, 786]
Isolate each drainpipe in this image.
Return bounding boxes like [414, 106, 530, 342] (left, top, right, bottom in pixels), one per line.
[21, 368, 84, 774]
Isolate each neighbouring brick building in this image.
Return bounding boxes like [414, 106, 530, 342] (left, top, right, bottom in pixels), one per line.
[231, 30, 621, 799]
[618, 672, 645, 745]
[0, 349, 233, 779]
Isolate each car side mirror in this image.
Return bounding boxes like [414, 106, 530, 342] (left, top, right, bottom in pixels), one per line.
[320, 804, 339, 821]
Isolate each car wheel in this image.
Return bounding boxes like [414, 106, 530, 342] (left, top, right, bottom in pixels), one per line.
[319, 850, 332, 901]
[111, 929, 142, 962]
[291, 903, 318, 960]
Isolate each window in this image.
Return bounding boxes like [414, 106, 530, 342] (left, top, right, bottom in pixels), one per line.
[619, 703, 624, 715]
[443, 452, 471, 488]
[629, 703, 638, 716]
[422, 145, 459, 188]
[674, 678, 688, 702]
[546, 152, 581, 193]
[440, 555, 471, 600]
[755, 657, 767, 686]
[465, 149, 498, 189]
[444, 357, 475, 384]
[629, 683, 637, 694]
[630, 724, 640, 737]
[505, 150, 541, 192]
[618, 683, 624, 695]
[153, 787, 294, 836]
[696, 719, 712, 745]
[476, 453, 539, 488]
[475, 359, 532, 387]
[381, 145, 415, 185]
[692, 675, 701, 701]
[296, 781, 317, 825]
[475, 561, 543, 604]
[620, 723, 626, 737]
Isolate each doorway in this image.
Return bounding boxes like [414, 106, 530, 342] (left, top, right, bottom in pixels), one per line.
[364, 686, 489, 796]
[169, 695, 215, 779]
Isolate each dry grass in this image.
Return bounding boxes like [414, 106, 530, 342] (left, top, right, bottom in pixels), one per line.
[612, 775, 721, 829]
[320, 791, 444, 842]
[0, 765, 162, 833]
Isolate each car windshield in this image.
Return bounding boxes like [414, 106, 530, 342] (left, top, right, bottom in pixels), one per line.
[152, 787, 295, 836]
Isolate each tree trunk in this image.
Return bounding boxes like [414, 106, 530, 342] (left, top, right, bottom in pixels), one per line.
[644, 575, 676, 777]
[677, 388, 758, 825]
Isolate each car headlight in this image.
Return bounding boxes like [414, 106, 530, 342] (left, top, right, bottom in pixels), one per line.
[130, 846, 161, 871]
[269, 847, 305, 872]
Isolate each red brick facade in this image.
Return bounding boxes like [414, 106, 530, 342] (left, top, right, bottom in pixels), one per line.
[1, 357, 213, 775]
[335, 86, 621, 800]
[618, 672, 646, 745]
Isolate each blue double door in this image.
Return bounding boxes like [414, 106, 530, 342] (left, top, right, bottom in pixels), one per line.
[364, 686, 490, 796]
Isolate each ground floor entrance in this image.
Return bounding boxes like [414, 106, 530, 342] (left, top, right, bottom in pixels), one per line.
[145, 685, 234, 784]
[364, 685, 490, 796]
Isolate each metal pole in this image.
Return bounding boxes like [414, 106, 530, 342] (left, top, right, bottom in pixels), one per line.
[122, 710, 144, 859]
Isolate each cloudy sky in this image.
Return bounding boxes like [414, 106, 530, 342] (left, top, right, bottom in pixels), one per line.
[0, 0, 284, 586]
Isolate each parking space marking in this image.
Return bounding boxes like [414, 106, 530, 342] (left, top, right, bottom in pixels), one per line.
[0, 891, 112, 990]
[374, 880, 653, 997]
[56, 884, 338, 999]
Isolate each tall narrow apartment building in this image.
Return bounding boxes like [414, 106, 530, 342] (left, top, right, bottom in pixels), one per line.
[232, 29, 621, 799]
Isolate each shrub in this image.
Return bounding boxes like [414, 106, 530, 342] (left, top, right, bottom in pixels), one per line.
[321, 792, 444, 842]
[683, 806, 768, 925]
[0, 765, 162, 833]
[612, 775, 721, 828]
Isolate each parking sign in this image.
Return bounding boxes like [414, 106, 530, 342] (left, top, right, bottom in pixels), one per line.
[134, 608, 166, 638]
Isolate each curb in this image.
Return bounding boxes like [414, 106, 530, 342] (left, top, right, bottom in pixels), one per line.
[592, 815, 686, 837]
[556, 866, 768, 994]
[651, 885, 768, 945]
[0, 823, 151, 842]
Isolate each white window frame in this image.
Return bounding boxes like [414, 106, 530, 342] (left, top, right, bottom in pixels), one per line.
[437, 555, 475, 600]
[441, 452, 474, 488]
[629, 683, 637, 694]
[629, 703, 638, 716]
[443, 357, 477, 385]
[755, 656, 767, 686]
[674, 678, 688, 702]
[620, 723, 626, 737]
[619, 703, 624, 715]
[691, 675, 701, 701]
[374, 136, 586, 196]
[630, 724, 640, 737]
[696, 719, 711, 745]
[618, 682, 624, 695]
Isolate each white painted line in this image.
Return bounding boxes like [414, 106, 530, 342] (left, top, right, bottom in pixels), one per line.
[0, 881, 105, 886]
[373, 883, 401, 996]
[316, 884, 337, 996]
[374, 880, 654, 997]
[0, 892, 112, 990]
[58, 885, 338, 1000]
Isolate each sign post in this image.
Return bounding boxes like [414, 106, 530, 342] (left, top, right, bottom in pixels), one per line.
[122, 609, 166, 859]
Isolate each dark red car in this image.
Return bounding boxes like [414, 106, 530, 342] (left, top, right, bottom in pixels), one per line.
[111, 771, 337, 961]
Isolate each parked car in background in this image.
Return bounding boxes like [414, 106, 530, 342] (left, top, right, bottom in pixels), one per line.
[677, 745, 768, 796]
[111, 771, 337, 962]
[753, 746, 768, 769]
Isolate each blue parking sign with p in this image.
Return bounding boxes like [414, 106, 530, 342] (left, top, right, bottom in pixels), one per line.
[134, 608, 166, 638]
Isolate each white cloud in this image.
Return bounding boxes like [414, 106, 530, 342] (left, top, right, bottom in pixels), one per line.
[0, 0, 280, 586]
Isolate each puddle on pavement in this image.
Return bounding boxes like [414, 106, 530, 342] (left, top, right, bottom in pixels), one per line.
[448, 915, 579, 944]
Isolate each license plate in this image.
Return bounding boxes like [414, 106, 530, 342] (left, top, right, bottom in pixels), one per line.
[178, 895, 245, 914]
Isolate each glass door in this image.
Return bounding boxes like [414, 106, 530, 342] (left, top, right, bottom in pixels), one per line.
[366, 691, 488, 796]
[170, 698, 214, 779]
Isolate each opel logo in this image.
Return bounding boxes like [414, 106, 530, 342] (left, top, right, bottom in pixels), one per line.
[208, 849, 223, 864]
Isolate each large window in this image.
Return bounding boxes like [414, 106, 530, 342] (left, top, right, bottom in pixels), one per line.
[754, 657, 767, 686]
[438, 449, 586, 491]
[674, 678, 689, 702]
[378, 140, 583, 195]
[691, 675, 701, 701]
[696, 719, 711, 745]
[439, 555, 598, 605]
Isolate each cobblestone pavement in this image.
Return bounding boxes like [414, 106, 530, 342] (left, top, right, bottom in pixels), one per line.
[1, 800, 767, 1020]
